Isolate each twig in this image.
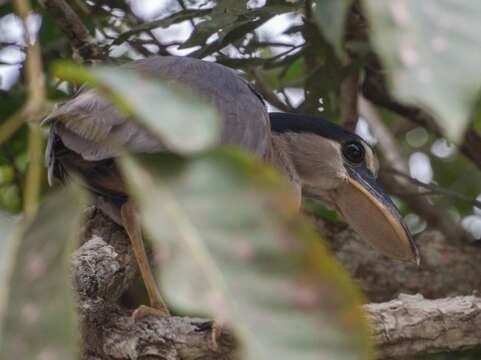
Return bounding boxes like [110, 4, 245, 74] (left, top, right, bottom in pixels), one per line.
[380, 166, 470, 244]
[359, 96, 470, 243]
[177, 0, 196, 29]
[280, 89, 297, 110]
[248, 41, 303, 48]
[384, 167, 481, 210]
[188, 16, 274, 59]
[359, 96, 407, 173]
[249, 69, 292, 112]
[362, 64, 481, 173]
[116, 7, 175, 56]
[265, 44, 303, 63]
[216, 50, 304, 70]
[0, 60, 23, 65]
[341, 68, 359, 131]
[40, 0, 106, 61]
[113, 9, 212, 46]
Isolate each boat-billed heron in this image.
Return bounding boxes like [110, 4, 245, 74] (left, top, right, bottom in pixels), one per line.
[44, 56, 418, 318]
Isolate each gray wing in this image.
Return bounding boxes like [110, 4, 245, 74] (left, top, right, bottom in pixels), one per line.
[44, 56, 270, 183]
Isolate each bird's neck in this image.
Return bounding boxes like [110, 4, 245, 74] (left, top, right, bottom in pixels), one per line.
[266, 132, 302, 206]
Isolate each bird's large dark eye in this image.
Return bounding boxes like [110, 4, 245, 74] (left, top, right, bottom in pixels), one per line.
[342, 141, 365, 164]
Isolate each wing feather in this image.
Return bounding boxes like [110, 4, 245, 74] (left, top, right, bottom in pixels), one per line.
[45, 56, 270, 168]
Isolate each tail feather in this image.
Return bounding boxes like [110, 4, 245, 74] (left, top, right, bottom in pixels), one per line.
[45, 126, 69, 185]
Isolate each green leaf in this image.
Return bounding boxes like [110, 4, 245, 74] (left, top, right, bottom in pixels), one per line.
[303, 199, 341, 223]
[119, 150, 373, 360]
[363, 0, 481, 142]
[181, 1, 299, 57]
[53, 62, 221, 154]
[178, 0, 249, 50]
[0, 183, 86, 359]
[314, 0, 353, 58]
[261, 58, 306, 89]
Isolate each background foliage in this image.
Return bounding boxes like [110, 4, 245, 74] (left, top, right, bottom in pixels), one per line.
[1, 0, 481, 359]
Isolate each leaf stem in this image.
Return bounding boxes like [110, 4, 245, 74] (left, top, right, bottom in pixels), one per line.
[23, 122, 43, 218]
[13, 0, 46, 218]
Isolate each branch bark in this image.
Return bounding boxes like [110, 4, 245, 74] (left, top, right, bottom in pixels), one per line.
[74, 208, 481, 359]
[75, 208, 238, 359]
[366, 294, 481, 359]
[40, 0, 106, 61]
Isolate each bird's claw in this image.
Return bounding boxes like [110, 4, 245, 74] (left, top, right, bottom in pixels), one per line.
[131, 304, 170, 321]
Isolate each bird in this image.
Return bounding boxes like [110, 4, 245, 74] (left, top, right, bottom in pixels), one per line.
[44, 55, 419, 319]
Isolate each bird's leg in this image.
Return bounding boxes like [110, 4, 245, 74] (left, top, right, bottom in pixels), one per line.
[121, 199, 170, 319]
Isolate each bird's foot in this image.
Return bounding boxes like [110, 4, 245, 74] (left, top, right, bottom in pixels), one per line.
[132, 304, 170, 321]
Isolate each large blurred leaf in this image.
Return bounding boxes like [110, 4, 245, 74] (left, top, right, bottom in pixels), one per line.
[120, 150, 372, 360]
[0, 184, 86, 359]
[314, 0, 353, 57]
[363, 0, 481, 142]
[53, 62, 221, 154]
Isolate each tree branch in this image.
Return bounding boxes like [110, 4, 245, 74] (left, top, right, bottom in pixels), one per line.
[359, 96, 407, 173]
[40, 0, 106, 61]
[249, 69, 293, 112]
[75, 207, 238, 359]
[366, 294, 481, 359]
[362, 64, 481, 173]
[341, 68, 359, 131]
[74, 207, 481, 359]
